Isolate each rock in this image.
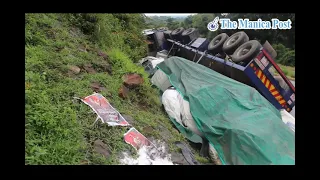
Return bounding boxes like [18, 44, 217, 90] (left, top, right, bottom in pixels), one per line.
[122, 73, 144, 88]
[90, 82, 103, 92]
[119, 85, 129, 99]
[90, 82, 110, 95]
[83, 64, 96, 74]
[171, 152, 189, 165]
[68, 65, 81, 74]
[98, 50, 109, 60]
[122, 115, 134, 125]
[93, 140, 111, 158]
[175, 141, 200, 165]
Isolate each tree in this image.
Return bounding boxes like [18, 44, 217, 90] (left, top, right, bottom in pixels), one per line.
[166, 17, 180, 30]
[273, 44, 295, 66]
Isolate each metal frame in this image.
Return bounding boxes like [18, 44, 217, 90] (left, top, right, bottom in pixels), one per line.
[244, 50, 295, 112]
[166, 39, 295, 112]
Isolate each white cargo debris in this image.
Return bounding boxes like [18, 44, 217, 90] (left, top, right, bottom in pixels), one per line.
[151, 70, 172, 92]
[120, 142, 174, 165]
[139, 56, 164, 68]
[156, 50, 168, 59]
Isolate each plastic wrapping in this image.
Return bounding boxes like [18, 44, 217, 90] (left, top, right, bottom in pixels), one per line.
[157, 56, 295, 165]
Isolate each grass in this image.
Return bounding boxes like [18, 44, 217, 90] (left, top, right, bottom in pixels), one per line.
[195, 154, 211, 164]
[25, 14, 192, 165]
[276, 64, 295, 80]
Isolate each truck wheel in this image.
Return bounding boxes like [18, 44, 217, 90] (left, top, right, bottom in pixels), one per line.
[182, 28, 195, 36]
[181, 28, 199, 44]
[222, 31, 249, 55]
[171, 27, 184, 41]
[208, 33, 229, 54]
[232, 40, 262, 63]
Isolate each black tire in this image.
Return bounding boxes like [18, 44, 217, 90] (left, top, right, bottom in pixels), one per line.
[171, 27, 184, 36]
[232, 40, 262, 63]
[164, 30, 172, 40]
[182, 28, 195, 36]
[171, 27, 184, 41]
[157, 27, 167, 31]
[208, 33, 229, 54]
[181, 28, 199, 44]
[222, 31, 249, 55]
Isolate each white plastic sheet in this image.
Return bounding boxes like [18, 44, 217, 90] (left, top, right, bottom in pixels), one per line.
[161, 89, 203, 137]
[162, 89, 221, 164]
[280, 109, 295, 132]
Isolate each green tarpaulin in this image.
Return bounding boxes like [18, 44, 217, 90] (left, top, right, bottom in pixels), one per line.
[157, 56, 295, 165]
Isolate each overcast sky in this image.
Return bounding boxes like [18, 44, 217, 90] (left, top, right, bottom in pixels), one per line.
[144, 13, 196, 17]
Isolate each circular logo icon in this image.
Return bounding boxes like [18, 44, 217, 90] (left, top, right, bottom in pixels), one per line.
[207, 17, 219, 32]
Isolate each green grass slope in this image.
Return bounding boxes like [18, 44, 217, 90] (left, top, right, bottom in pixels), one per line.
[25, 13, 192, 165]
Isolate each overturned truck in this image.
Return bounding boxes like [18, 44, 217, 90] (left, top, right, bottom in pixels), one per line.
[142, 27, 295, 165]
[144, 27, 295, 113]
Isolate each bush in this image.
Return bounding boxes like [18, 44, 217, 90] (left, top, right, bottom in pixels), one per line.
[282, 68, 289, 76]
[273, 44, 295, 66]
[66, 13, 97, 35]
[65, 13, 148, 62]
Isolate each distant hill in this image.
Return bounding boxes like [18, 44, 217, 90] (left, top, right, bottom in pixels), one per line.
[145, 15, 188, 28]
[170, 15, 189, 19]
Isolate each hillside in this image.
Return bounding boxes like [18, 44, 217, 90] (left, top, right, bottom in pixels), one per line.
[145, 15, 185, 29]
[25, 13, 207, 165]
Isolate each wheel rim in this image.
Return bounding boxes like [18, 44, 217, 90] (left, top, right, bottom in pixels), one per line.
[236, 44, 252, 57]
[214, 39, 220, 45]
[210, 34, 223, 47]
[226, 35, 239, 46]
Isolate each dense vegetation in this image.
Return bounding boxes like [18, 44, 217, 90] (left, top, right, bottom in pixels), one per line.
[25, 13, 197, 165]
[146, 13, 295, 67]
